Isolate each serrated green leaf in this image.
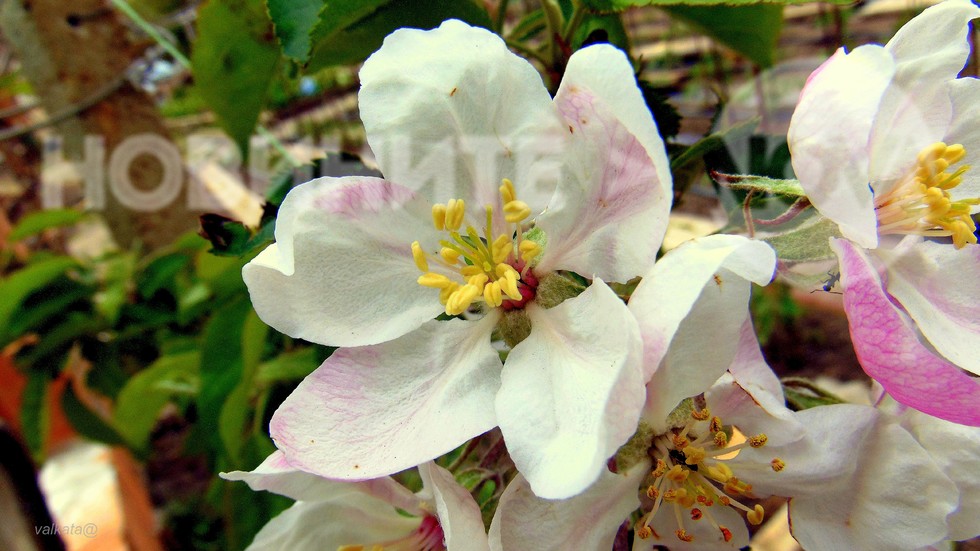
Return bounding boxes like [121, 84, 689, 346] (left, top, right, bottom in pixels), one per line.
[113, 351, 200, 450]
[762, 215, 842, 262]
[664, 4, 783, 68]
[714, 173, 805, 197]
[266, 0, 322, 60]
[192, 0, 281, 156]
[8, 209, 86, 241]
[0, 257, 77, 345]
[306, 0, 493, 71]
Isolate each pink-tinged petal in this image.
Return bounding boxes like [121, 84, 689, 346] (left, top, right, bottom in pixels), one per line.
[535, 68, 669, 282]
[901, 409, 980, 541]
[876, 238, 980, 376]
[418, 462, 489, 551]
[243, 177, 445, 348]
[489, 465, 647, 551]
[788, 45, 895, 248]
[496, 280, 644, 499]
[832, 238, 980, 425]
[944, 78, 980, 202]
[726, 317, 784, 400]
[221, 451, 421, 514]
[243, 496, 420, 551]
[561, 45, 672, 202]
[630, 236, 775, 428]
[634, 498, 749, 551]
[271, 314, 502, 480]
[359, 19, 566, 215]
[789, 418, 957, 551]
[869, 0, 980, 184]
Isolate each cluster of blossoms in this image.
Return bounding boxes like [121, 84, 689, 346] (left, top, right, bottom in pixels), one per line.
[224, 2, 980, 549]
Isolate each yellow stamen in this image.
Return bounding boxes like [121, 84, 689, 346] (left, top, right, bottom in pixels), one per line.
[748, 434, 768, 448]
[500, 178, 516, 203]
[411, 241, 428, 272]
[747, 504, 765, 525]
[431, 204, 447, 230]
[504, 200, 531, 223]
[445, 198, 465, 231]
[418, 273, 453, 289]
[440, 247, 461, 264]
[667, 465, 689, 483]
[771, 458, 786, 472]
[684, 446, 706, 465]
[675, 529, 694, 543]
[519, 239, 541, 264]
[483, 281, 503, 308]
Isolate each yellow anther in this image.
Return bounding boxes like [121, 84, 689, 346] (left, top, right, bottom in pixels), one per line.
[713, 431, 728, 448]
[710, 416, 723, 433]
[439, 247, 461, 264]
[467, 273, 489, 287]
[723, 477, 752, 496]
[445, 198, 466, 231]
[646, 485, 659, 499]
[672, 434, 690, 449]
[492, 234, 512, 263]
[652, 459, 667, 478]
[446, 284, 481, 315]
[460, 265, 484, 277]
[666, 465, 689, 483]
[917, 142, 948, 165]
[504, 200, 532, 223]
[418, 273, 453, 289]
[636, 526, 653, 539]
[484, 281, 503, 308]
[704, 463, 733, 484]
[684, 446, 705, 465]
[519, 239, 541, 264]
[944, 143, 966, 164]
[431, 204, 447, 230]
[748, 434, 768, 448]
[439, 283, 460, 305]
[499, 178, 516, 203]
[771, 458, 786, 472]
[719, 495, 731, 506]
[499, 268, 521, 300]
[747, 504, 765, 526]
[675, 529, 694, 543]
[691, 407, 711, 421]
[411, 241, 429, 272]
[663, 488, 687, 503]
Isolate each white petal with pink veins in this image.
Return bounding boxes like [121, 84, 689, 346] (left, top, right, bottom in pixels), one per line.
[243, 176, 446, 347]
[419, 462, 490, 551]
[270, 313, 502, 480]
[832, 238, 980, 425]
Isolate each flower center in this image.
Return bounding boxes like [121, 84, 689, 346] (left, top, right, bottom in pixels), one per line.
[412, 179, 541, 316]
[875, 142, 979, 248]
[337, 515, 445, 551]
[635, 406, 785, 545]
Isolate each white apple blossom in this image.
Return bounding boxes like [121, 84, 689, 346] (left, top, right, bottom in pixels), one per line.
[241, 18, 686, 500]
[787, 0, 980, 424]
[222, 452, 488, 551]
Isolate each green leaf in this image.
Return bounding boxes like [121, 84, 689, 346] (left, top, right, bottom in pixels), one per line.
[8, 209, 86, 241]
[266, 0, 322, 60]
[583, 0, 848, 11]
[138, 254, 190, 299]
[113, 350, 200, 450]
[21, 370, 50, 460]
[713, 173, 805, 197]
[61, 385, 128, 447]
[255, 347, 321, 385]
[192, 0, 281, 155]
[761, 215, 842, 263]
[0, 257, 77, 345]
[663, 4, 783, 68]
[306, 0, 493, 71]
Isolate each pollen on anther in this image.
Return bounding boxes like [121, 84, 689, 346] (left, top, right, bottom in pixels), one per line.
[771, 458, 786, 472]
[747, 504, 765, 526]
[690, 508, 703, 521]
[720, 526, 733, 542]
[748, 434, 768, 448]
[636, 526, 653, 540]
[675, 529, 694, 543]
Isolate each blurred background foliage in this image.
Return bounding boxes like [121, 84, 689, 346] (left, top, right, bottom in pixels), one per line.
[0, 0, 970, 549]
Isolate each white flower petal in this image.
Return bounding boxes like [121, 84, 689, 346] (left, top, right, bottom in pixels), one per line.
[496, 280, 644, 499]
[418, 462, 490, 551]
[359, 19, 565, 214]
[788, 45, 895, 248]
[243, 176, 445, 347]
[789, 418, 957, 551]
[630, 236, 775, 428]
[901, 410, 980, 541]
[270, 314, 502, 481]
[534, 45, 671, 282]
[706, 373, 803, 449]
[876, 238, 980, 376]
[489, 466, 646, 551]
[944, 77, 980, 203]
[244, 496, 420, 551]
[726, 317, 784, 400]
